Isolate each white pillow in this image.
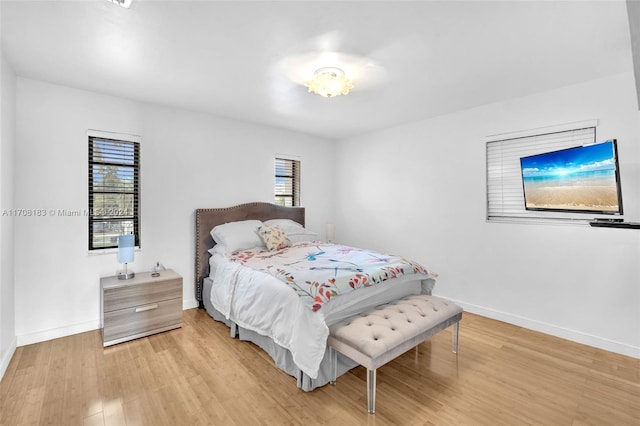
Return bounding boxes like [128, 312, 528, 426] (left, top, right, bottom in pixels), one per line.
[263, 219, 318, 243]
[208, 245, 227, 256]
[210, 220, 264, 252]
[287, 229, 319, 243]
[263, 219, 305, 234]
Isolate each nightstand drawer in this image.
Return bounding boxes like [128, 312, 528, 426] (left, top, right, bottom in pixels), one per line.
[103, 277, 182, 312]
[103, 297, 182, 343]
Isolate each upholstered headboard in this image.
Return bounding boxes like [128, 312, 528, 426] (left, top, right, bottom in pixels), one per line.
[194, 202, 305, 306]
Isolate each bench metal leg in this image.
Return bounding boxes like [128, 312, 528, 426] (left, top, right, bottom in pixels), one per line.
[329, 347, 337, 385]
[367, 368, 376, 414]
[452, 322, 459, 354]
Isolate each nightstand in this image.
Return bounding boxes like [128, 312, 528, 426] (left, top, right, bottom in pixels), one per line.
[101, 269, 183, 347]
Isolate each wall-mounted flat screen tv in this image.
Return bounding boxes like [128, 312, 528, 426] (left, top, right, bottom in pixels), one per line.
[519, 140, 623, 215]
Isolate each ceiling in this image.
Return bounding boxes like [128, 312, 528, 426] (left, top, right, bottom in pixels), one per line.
[0, 0, 634, 140]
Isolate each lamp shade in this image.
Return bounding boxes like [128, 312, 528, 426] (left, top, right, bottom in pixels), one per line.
[117, 234, 135, 263]
[326, 223, 335, 242]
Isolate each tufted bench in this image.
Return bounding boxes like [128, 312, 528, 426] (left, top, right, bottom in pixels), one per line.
[328, 294, 462, 414]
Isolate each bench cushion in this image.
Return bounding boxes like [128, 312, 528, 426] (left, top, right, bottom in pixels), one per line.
[328, 294, 462, 371]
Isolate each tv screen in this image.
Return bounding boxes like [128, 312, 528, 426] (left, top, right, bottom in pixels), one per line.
[519, 140, 623, 215]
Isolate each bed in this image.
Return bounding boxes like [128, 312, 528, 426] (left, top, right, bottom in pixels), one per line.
[195, 202, 436, 391]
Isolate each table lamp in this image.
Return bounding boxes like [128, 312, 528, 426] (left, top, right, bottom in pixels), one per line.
[326, 223, 335, 243]
[117, 234, 135, 280]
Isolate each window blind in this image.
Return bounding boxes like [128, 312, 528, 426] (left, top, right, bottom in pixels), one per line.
[275, 158, 300, 207]
[88, 137, 140, 250]
[486, 126, 596, 221]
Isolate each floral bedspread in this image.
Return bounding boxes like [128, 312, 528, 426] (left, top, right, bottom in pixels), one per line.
[229, 242, 435, 312]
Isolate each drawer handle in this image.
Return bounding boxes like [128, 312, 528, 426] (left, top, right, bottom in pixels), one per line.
[135, 304, 158, 313]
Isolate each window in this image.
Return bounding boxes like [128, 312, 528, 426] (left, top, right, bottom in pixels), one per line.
[486, 124, 596, 221]
[275, 157, 300, 206]
[88, 136, 140, 250]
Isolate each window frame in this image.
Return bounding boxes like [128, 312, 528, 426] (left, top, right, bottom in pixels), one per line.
[486, 122, 600, 223]
[88, 134, 140, 251]
[274, 157, 300, 207]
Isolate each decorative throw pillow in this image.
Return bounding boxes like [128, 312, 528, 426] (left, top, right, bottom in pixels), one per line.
[258, 225, 291, 251]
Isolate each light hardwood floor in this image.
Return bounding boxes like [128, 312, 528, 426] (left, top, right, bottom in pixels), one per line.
[1, 309, 638, 425]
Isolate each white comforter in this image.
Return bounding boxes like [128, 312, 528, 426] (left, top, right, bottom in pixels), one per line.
[209, 249, 328, 378]
[208, 245, 435, 379]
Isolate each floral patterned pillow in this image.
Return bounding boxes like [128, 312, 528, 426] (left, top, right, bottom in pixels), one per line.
[258, 225, 292, 251]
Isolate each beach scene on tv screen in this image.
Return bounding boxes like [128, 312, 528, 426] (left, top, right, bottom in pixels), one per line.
[520, 142, 620, 212]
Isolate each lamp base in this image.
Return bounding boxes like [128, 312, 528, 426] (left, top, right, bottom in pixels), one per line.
[118, 271, 135, 280]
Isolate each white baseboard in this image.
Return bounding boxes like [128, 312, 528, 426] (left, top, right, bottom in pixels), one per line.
[0, 336, 17, 382]
[184, 298, 199, 310]
[455, 300, 640, 359]
[13, 299, 638, 360]
[17, 303, 199, 348]
[17, 319, 100, 347]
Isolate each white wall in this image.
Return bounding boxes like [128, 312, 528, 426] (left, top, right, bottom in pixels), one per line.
[8, 70, 639, 359]
[0, 49, 17, 380]
[335, 72, 640, 358]
[14, 78, 335, 345]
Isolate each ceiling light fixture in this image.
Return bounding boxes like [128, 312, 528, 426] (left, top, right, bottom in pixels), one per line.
[305, 67, 354, 98]
[108, 0, 132, 8]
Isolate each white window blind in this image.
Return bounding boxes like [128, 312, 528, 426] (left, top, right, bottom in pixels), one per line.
[89, 136, 140, 249]
[275, 157, 300, 207]
[486, 126, 596, 221]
